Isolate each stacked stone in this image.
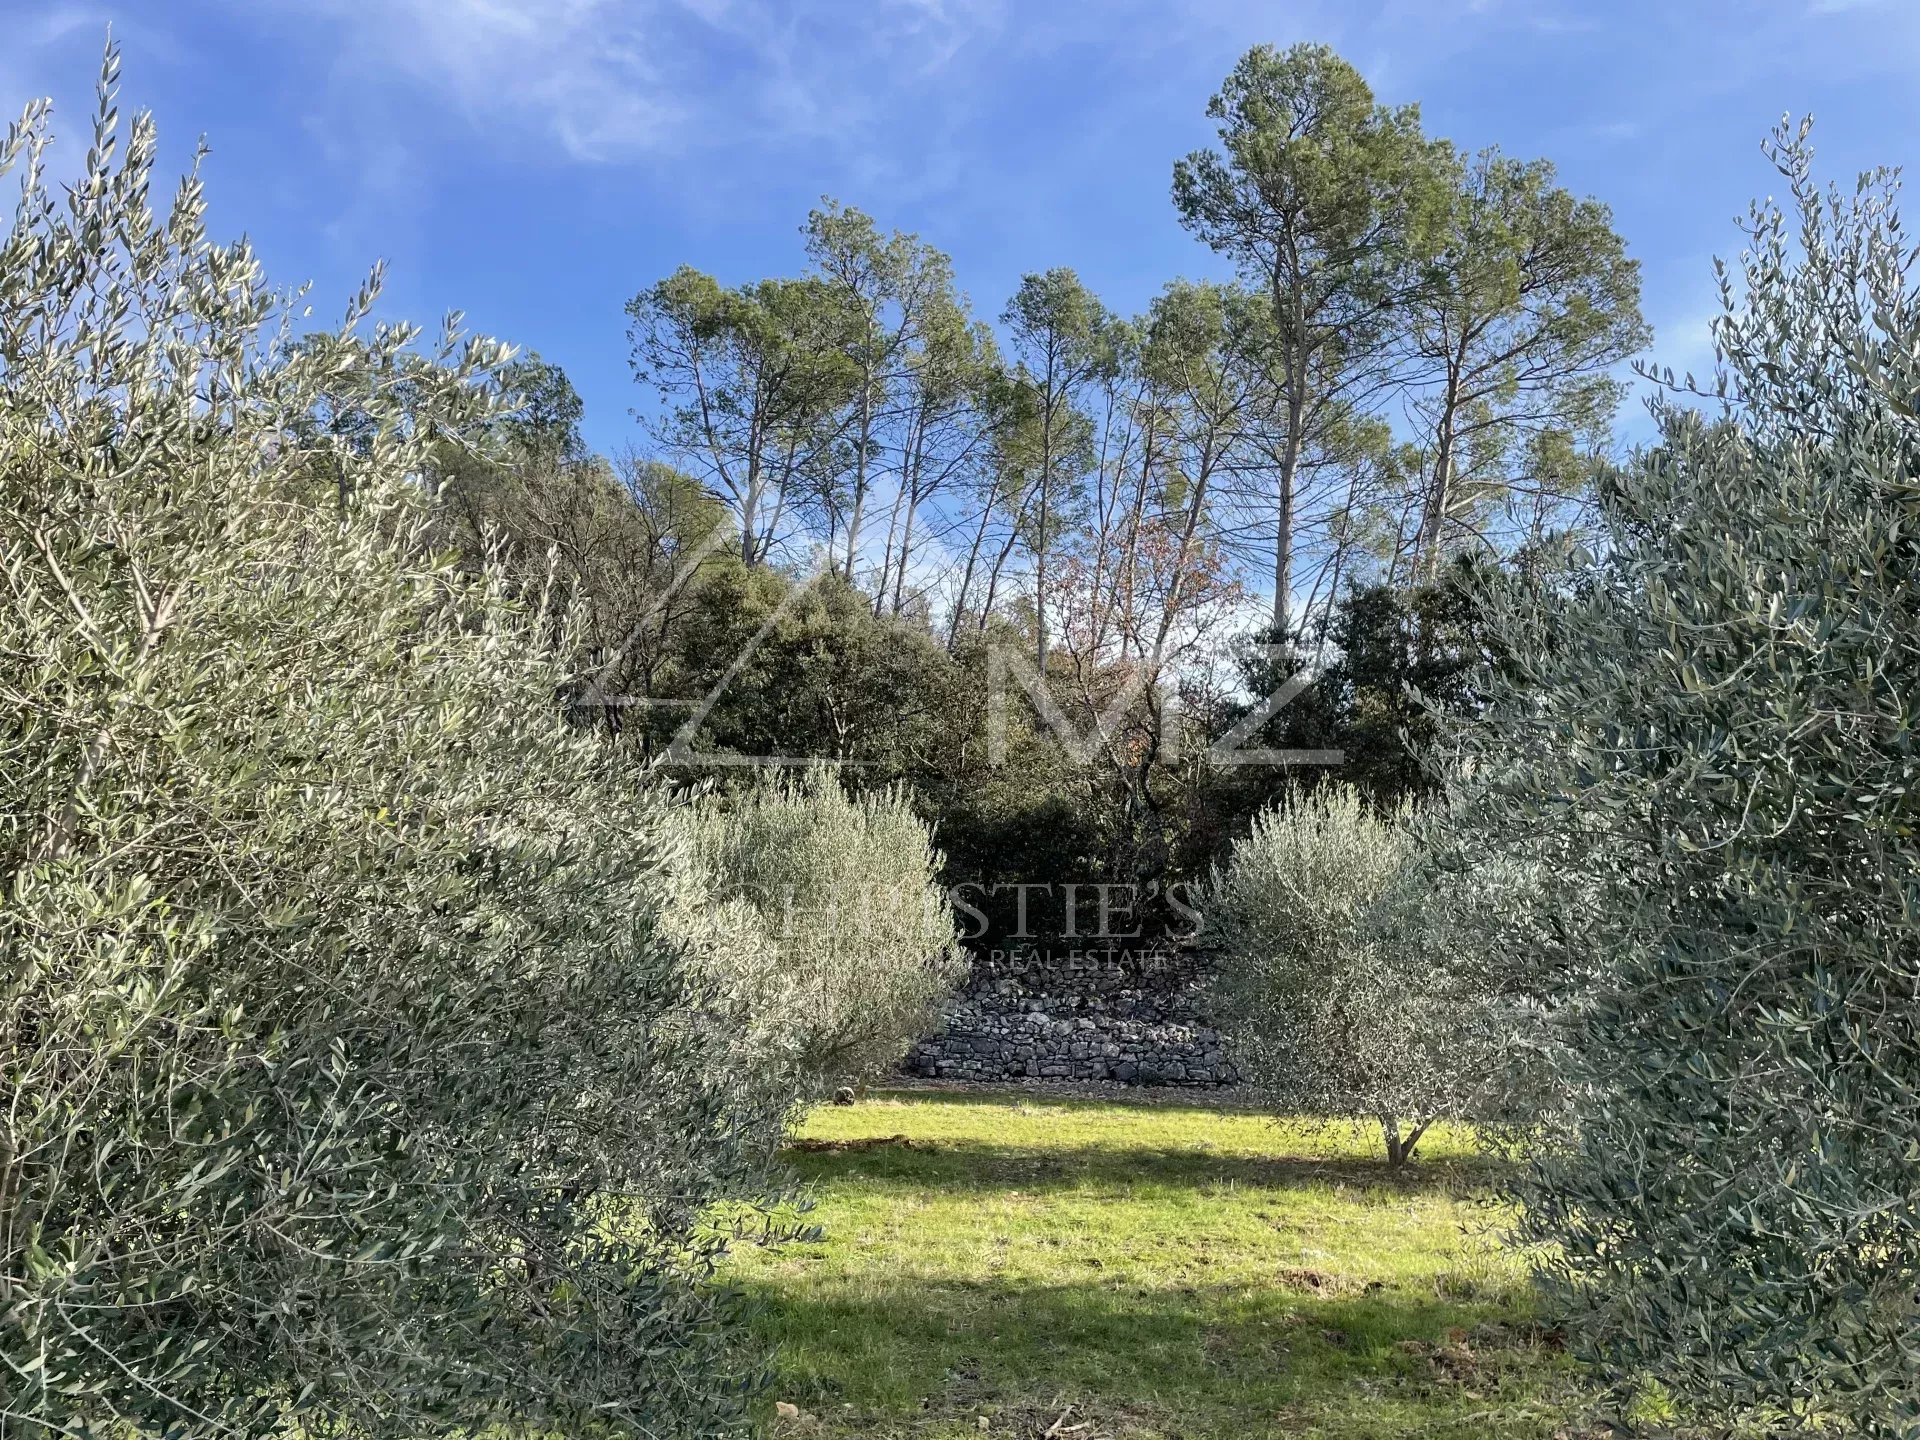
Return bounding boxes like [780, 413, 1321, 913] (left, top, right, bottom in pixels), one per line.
[903, 946, 1236, 1087]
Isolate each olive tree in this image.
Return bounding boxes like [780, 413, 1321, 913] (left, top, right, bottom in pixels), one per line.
[1443, 121, 1920, 1434]
[1207, 785, 1500, 1164]
[668, 771, 964, 1098]
[0, 57, 779, 1439]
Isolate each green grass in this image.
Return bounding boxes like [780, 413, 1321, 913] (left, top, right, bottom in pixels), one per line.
[725, 1088, 1585, 1440]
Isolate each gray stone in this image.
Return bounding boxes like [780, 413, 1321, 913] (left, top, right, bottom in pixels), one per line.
[901, 944, 1238, 1091]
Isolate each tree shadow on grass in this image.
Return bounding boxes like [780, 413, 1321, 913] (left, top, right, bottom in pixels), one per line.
[743, 1269, 1575, 1439]
[866, 1085, 1265, 1115]
[779, 1136, 1502, 1199]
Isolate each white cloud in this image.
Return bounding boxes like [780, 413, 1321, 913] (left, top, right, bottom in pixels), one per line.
[273, 0, 1005, 163]
[1589, 119, 1645, 142]
[0, 5, 90, 107]
[1636, 306, 1721, 403]
[251, 0, 1631, 187]
[281, 0, 678, 160]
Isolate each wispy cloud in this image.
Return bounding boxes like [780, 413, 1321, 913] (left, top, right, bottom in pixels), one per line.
[280, 0, 679, 161]
[271, 0, 1005, 163]
[1648, 306, 1720, 387]
[32, 4, 109, 46]
[0, 4, 95, 107]
[1589, 119, 1645, 142]
[250, 0, 1653, 191]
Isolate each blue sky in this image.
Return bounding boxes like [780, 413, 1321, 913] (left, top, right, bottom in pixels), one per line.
[4, 0, 1917, 456]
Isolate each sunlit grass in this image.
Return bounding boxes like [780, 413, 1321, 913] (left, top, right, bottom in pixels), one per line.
[724, 1089, 1584, 1439]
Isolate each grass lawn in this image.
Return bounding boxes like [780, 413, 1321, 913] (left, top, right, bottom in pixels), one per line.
[725, 1088, 1585, 1440]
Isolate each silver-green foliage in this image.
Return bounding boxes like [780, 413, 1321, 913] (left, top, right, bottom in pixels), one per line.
[0, 58, 775, 1438]
[1445, 121, 1920, 1434]
[668, 771, 963, 1097]
[1208, 785, 1500, 1164]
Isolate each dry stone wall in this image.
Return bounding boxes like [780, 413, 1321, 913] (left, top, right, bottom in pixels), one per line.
[903, 945, 1237, 1087]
